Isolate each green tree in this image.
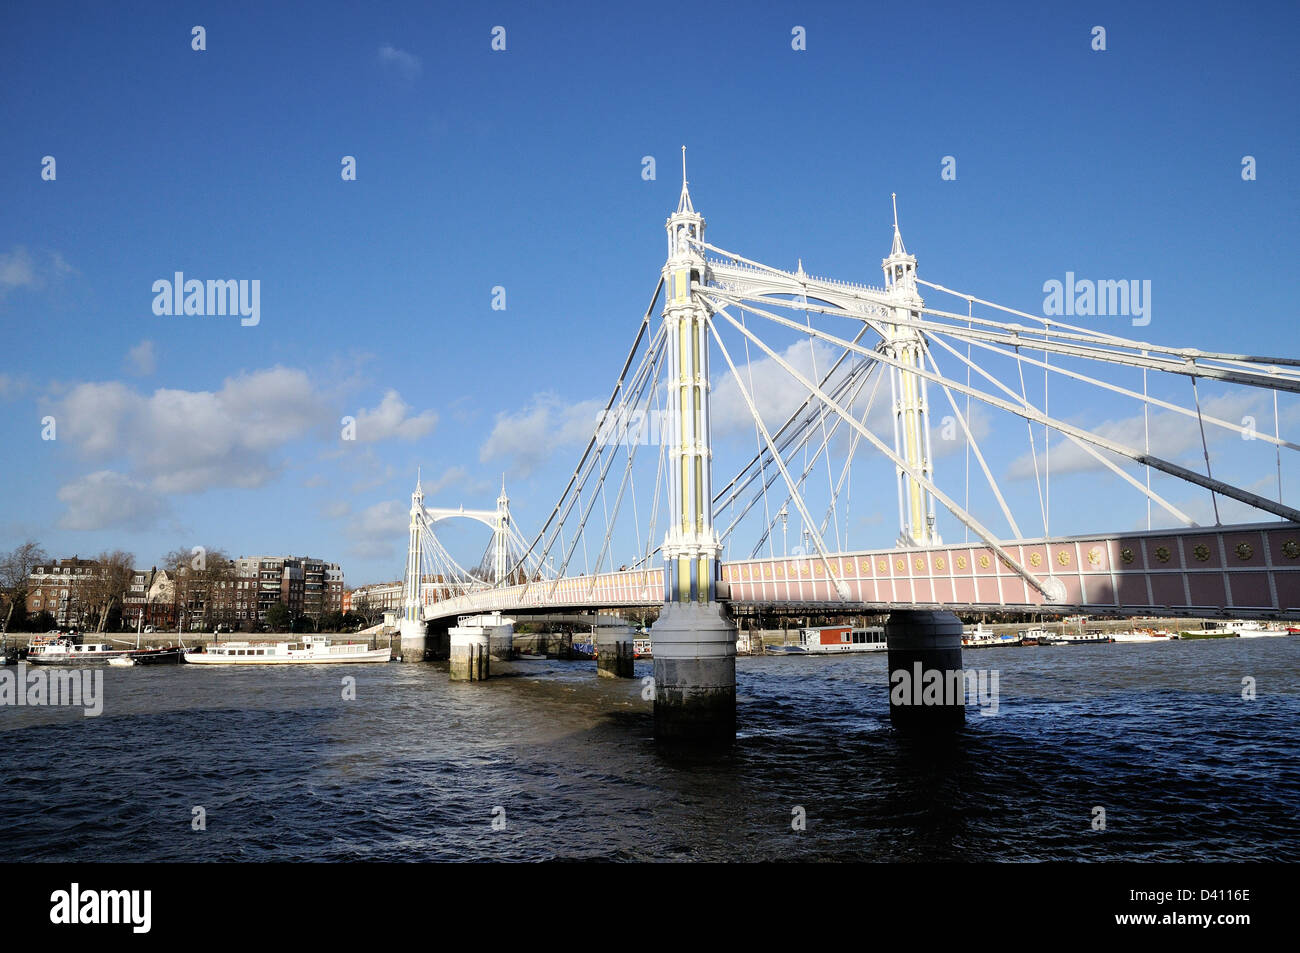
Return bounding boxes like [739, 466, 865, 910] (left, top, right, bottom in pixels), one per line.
[26, 610, 55, 632]
[265, 601, 291, 632]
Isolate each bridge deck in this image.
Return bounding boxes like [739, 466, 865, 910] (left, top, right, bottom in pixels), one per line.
[421, 522, 1300, 622]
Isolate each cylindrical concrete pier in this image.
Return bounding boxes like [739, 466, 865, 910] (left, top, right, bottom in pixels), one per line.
[651, 602, 737, 743]
[884, 609, 965, 735]
[399, 618, 428, 662]
[449, 628, 490, 681]
[595, 624, 636, 678]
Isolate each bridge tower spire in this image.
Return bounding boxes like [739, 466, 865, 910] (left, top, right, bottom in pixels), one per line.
[493, 476, 510, 585]
[400, 471, 429, 658]
[882, 194, 941, 548]
[653, 147, 738, 743]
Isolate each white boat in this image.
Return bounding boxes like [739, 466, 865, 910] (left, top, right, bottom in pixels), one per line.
[1230, 622, 1288, 638]
[108, 656, 138, 667]
[797, 625, 887, 653]
[962, 623, 1021, 648]
[184, 635, 390, 664]
[25, 635, 134, 664]
[1111, 628, 1176, 643]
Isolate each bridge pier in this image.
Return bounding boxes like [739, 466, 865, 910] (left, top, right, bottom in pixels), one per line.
[885, 609, 965, 735]
[399, 618, 428, 662]
[449, 627, 490, 681]
[652, 602, 736, 743]
[595, 624, 636, 678]
[449, 614, 512, 681]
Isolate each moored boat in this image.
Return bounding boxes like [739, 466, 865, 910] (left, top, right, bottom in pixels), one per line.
[962, 623, 1021, 648]
[1058, 630, 1112, 645]
[26, 634, 134, 664]
[184, 634, 390, 664]
[1230, 621, 1289, 638]
[1111, 628, 1175, 643]
[798, 625, 887, 653]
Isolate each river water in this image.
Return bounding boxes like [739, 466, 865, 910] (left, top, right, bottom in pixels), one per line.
[2, 636, 1296, 861]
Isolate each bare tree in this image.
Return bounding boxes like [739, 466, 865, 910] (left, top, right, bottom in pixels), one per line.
[83, 550, 136, 633]
[162, 546, 235, 632]
[0, 540, 48, 633]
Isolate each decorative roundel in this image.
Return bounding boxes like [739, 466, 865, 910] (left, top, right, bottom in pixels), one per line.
[1154, 546, 1171, 563]
[914, 557, 925, 571]
[979, 554, 991, 569]
[1193, 544, 1211, 562]
[878, 559, 888, 573]
[1235, 542, 1254, 561]
[934, 556, 946, 571]
[895, 558, 905, 572]
[1028, 552, 1043, 568]
[860, 560, 871, 572]
[1057, 550, 1071, 567]
[1283, 540, 1300, 560]
[776, 564, 785, 577]
[956, 555, 968, 570]
[813, 563, 822, 576]
[1120, 548, 1135, 564]
[763, 566, 771, 578]
[1088, 547, 1103, 566]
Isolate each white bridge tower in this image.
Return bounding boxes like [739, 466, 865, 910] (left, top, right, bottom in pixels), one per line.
[882, 195, 941, 548]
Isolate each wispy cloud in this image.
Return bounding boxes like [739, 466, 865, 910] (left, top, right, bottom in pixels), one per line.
[377, 44, 421, 80]
[57, 470, 168, 531]
[125, 339, 156, 377]
[352, 389, 437, 442]
[0, 246, 73, 302]
[479, 393, 604, 478]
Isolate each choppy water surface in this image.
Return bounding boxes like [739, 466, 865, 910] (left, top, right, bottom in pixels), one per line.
[2, 637, 1297, 861]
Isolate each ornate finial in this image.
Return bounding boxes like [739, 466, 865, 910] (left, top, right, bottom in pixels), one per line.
[676, 145, 695, 214]
[887, 193, 908, 259]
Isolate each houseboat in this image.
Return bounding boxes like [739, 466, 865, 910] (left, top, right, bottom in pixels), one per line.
[962, 623, 1021, 648]
[1111, 628, 1176, 643]
[797, 625, 887, 654]
[1229, 621, 1289, 638]
[1058, 630, 1112, 645]
[26, 634, 134, 665]
[184, 634, 390, 664]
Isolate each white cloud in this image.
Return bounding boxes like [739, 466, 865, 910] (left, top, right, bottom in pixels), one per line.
[479, 393, 605, 477]
[345, 499, 409, 562]
[377, 44, 421, 80]
[56, 471, 167, 531]
[0, 246, 72, 301]
[323, 500, 351, 519]
[125, 340, 156, 377]
[707, 335, 889, 436]
[353, 389, 438, 442]
[0, 373, 26, 401]
[1006, 388, 1266, 480]
[52, 366, 331, 495]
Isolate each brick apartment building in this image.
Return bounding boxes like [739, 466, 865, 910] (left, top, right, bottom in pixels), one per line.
[25, 557, 102, 627]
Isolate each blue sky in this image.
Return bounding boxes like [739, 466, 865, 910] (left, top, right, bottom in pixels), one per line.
[1, 0, 1297, 586]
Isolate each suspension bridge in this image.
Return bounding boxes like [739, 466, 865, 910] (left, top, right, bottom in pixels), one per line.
[395, 149, 1300, 741]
